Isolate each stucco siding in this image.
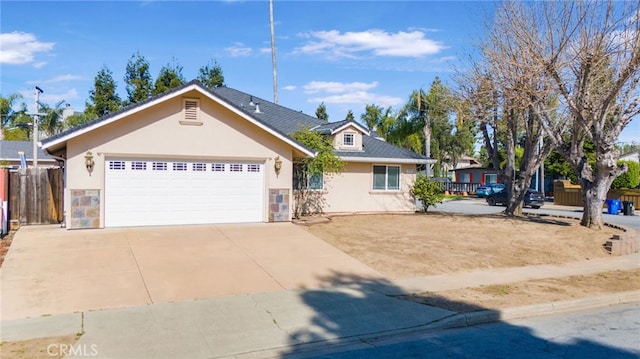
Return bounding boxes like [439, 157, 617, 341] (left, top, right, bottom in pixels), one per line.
[323, 162, 417, 213]
[333, 126, 363, 151]
[64, 92, 294, 227]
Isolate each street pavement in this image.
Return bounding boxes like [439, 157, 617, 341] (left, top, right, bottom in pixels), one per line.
[431, 197, 640, 230]
[287, 303, 640, 358]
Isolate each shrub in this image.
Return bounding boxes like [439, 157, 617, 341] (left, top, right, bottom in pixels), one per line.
[611, 160, 639, 189]
[411, 174, 445, 212]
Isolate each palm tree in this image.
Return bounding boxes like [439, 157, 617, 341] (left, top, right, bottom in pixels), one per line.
[38, 100, 65, 138]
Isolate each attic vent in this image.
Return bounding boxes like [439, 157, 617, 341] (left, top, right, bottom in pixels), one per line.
[184, 100, 198, 120]
[180, 98, 203, 126]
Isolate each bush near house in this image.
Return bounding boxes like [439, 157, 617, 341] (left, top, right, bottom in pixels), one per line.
[411, 174, 445, 212]
[611, 160, 639, 189]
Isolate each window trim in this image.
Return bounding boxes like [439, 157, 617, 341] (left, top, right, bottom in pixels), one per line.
[372, 164, 401, 191]
[342, 132, 355, 147]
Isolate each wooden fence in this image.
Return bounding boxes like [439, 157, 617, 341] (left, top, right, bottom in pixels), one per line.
[9, 168, 64, 225]
[553, 180, 640, 208]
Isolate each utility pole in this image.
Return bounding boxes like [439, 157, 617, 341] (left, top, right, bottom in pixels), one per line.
[269, 0, 278, 104]
[33, 86, 43, 168]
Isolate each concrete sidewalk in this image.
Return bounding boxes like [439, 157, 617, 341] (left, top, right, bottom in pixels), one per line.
[2, 253, 638, 359]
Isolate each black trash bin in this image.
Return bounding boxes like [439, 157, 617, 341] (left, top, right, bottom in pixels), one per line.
[622, 201, 634, 216]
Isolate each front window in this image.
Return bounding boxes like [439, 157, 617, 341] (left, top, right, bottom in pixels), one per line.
[485, 173, 498, 184]
[293, 163, 323, 190]
[373, 165, 400, 190]
[343, 133, 355, 147]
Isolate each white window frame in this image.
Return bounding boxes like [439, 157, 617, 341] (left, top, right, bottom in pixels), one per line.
[343, 132, 355, 147]
[372, 165, 401, 191]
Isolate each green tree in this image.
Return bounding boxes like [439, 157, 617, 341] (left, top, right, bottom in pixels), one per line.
[1, 93, 26, 140]
[611, 161, 639, 189]
[3, 102, 32, 140]
[85, 66, 122, 119]
[124, 52, 153, 104]
[361, 104, 382, 131]
[64, 113, 91, 130]
[197, 59, 225, 89]
[376, 107, 397, 140]
[344, 110, 355, 122]
[153, 59, 185, 95]
[0, 93, 23, 128]
[411, 174, 445, 212]
[38, 100, 65, 137]
[290, 127, 344, 218]
[315, 102, 328, 122]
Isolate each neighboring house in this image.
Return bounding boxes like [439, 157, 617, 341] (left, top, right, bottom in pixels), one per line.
[40, 80, 433, 229]
[440, 154, 480, 180]
[452, 166, 500, 185]
[619, 152, 639, 163]
[0, 140, 58, 169]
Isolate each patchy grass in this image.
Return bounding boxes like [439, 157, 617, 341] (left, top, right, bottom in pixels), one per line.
[399, 269, 640, 313]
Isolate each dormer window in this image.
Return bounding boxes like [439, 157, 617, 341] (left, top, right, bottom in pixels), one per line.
[343, 133, 355, 147]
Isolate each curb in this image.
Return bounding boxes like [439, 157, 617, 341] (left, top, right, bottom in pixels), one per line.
[230, 291, 640, 359]
[425, 290, 640, 331]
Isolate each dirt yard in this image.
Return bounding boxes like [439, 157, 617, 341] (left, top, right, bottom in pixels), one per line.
[304, 213, 625, 278]
[303, 213, 639, 311]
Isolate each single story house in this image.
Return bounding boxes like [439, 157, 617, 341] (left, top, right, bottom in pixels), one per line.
[40, 80, 433, 229]
[0, 140, 58, 169]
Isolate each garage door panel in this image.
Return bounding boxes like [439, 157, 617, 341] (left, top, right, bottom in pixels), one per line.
[105, 160, 265, 227]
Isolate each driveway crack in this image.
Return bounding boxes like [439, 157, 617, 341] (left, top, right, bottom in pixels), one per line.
[129, 245, 153, 304]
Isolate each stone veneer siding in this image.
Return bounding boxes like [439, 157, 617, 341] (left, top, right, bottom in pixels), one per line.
[70, 189, 100, 229]
[269, 188, 290, 222]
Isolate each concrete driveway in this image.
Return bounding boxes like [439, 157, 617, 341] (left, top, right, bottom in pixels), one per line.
[0, 223, 381, 320]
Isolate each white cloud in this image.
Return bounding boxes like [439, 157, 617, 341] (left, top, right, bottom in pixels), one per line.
[283, 85, 297, 91]
[225, 42, 252, 57]
[295, 29, 445, 59]
[303, 81, 379, 94]
[309, 91, 403, 108]
[46, 74, 84, 83]
[0, 32, 55, 65]
[301, 80, 403, 109]
[42, 88, 79, 105]
[18, 88, 79, 112]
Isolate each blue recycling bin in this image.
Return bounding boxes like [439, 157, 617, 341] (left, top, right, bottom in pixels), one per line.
[606, 199, 621, 214]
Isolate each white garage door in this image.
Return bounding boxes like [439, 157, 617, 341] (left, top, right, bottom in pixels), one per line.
[105, 159, 264, 227]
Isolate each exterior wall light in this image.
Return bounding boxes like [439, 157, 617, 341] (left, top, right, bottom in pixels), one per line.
[85, 151, 95, 174]
[274, 156, 282, 175]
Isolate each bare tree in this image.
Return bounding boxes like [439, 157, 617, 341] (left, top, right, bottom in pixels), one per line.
[459, 37, 555, 216]
[492, 1, 640, 228]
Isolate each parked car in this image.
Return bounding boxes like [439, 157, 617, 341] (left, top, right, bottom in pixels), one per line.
[486, 188, 545, 209]
[475, 183, 505, 198]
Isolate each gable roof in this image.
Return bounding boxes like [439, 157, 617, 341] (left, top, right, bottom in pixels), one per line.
[40, 80, 431, 163]
[312, 119, 370, 136]
[40, 81, 316, 157]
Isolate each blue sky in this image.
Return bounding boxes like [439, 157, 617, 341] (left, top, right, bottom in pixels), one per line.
[1, 0, 637, 145]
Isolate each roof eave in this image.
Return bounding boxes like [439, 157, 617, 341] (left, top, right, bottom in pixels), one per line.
[40, 83, 316, 158]
[339, 156, 435, 164]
